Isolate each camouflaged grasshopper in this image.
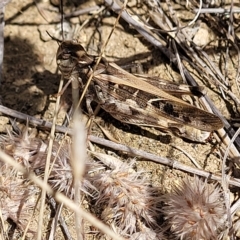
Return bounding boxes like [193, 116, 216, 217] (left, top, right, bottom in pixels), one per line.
[56, 40, 223, 142]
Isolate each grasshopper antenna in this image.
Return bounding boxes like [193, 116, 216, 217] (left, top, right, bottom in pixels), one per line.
[46, 31, 61, 45]
[45, 0, 64, 44]
[60, 0, 64, 41]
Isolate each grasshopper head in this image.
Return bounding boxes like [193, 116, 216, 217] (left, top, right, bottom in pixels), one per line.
[56, 40, 94, 77]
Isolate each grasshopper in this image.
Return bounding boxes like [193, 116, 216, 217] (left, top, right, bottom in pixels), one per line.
[56, 40, 223, 142]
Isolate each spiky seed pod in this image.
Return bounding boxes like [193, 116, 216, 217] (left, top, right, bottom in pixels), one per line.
[162, 176, 226, 240]
[130, 225, 165, 240]
[90, 160, 162, 237]
[0, 126, 104, 238]
[0, 175, 39, 237]
[0, 127, 99, 196]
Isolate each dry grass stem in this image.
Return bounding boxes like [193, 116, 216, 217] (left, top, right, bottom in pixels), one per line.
[37, 72, 64, 240]
[89, 135, 240, 188]
[72, 113, 87, 240]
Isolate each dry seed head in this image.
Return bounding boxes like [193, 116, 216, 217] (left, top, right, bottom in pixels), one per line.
[162, 176, 226, 240]
[0, 127, 98, 196]
[131, 225, 164, 240]
[91, 160, 162, 236]
[0, 126, 100, 235]
[0, 178, 39, 235]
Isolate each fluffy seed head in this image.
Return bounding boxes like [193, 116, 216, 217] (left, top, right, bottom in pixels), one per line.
[91, 160, 162, 236]
[162, 176, 226, 240]
[0, 127, 99, 196]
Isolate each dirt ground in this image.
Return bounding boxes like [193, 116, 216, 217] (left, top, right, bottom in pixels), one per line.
[1, 0, 239, 239]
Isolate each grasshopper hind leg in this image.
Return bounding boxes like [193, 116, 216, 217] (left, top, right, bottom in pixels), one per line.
[168, 124, 211, 142]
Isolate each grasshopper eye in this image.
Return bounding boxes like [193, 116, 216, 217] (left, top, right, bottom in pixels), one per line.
[56, 59, 61, 65]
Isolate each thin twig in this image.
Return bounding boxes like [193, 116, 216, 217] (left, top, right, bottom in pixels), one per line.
[0, 104, 72, 134]
[88, 135, 240, 188]
[48, 197, 72, 240]
[194, 8, 240, 14]
[222, 128, 240, 231]
[169, 143, 202, 169]
[64, 6, 101, 18]
[2, 105, 240, 187]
